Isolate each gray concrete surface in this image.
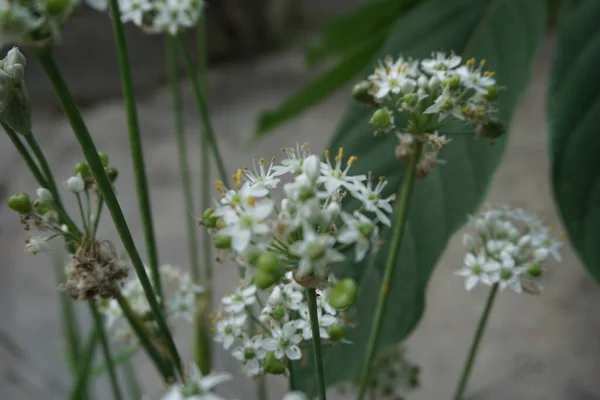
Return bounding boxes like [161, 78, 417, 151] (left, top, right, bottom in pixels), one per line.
[1, 36, 600, 400]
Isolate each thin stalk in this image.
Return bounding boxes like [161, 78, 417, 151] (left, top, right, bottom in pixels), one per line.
[89, 302, 123, 400]
[2, 123, 48, 187]
[70, 329, 99, 400]
[53, 258, 81, 372]
[108, 0, 162, 301]
[452, 283, 499, 400]
[75, 194, 89, 235]
[357, 141, 423, 400]
[37, 49, 184, 378]
[123, 359, 142, 400]
[176, 34, 229, 185]
[307, 288, 327, 400]
[91, 197, 104, 239]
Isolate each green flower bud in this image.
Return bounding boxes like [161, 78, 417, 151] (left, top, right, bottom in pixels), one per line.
[485, 85, 499, 101]
[328, 278, 358, 310]
[98, 152, 109, 167]
[202, 208, 218, 228]
[264, 352, 286, 375]
[8, 192, 31, 213]
[526, 263, 542, 278]
[244, 348, 256, 360]
[74, 162, 91, 178]
[352, 80, 375, 106]
[475, 119, 505, 140]
[403, 93, 419, 107]
[246, 249, 261, 266]
[272, 304, 286, 321]
[447, 76, 461, 91]
[106, 168, 119, 183]
[255, 269, 279, 290]
[370, 108, 393, 131]
[214, 235, 232, 249]
[327, 324, 346, 341]
[181, 382, 201, 397]
[258, 252, 282, 276]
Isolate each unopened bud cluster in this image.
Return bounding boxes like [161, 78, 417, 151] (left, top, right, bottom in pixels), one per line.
[0, 47, 31, 135]
[213, 273, 356, 377]
[100, 264, 202, 346]
[456, 206, 563, 294]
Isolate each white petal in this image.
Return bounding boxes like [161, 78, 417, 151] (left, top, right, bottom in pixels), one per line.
[261, 339, 278, 351]
[286, 346, 302, 360]
[199, 372, 233, 391]
[465, 276, 478, 291]
[232, 230, 252, 253]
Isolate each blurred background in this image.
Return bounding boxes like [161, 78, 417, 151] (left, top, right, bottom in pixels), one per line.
[1, 1, 600, 399]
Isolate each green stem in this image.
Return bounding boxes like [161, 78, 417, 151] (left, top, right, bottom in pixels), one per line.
[92, 197, 104, 239]
[75, 193, 89, 235]
[307, 288, 327, 400]
[89, 302, 123, 400]
[357, 141, 423, 400]
[108, 0, 162, 302]
[2, 123, 48, 187]
[70, 329, 99, 400]
[37, 49, 184, 378]
[123, 359, 142, 400]
[452, 283, 499, 400]
[53, 258, 81, 372]
[176, 34, 229, 185]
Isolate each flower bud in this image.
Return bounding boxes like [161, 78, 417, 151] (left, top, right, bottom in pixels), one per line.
[36, 188, 53, 204]
[526, 263, 542, 278]
[246, 248, 261, 266]
[428, 76, 441, 90]
[326, 324, 346, 341]
[533, 248, 549, 262]
[302, 155, 321, 181]
[462, 234, 476, 251]
[475, 119, 505, 140]
[64, 174, 85, 193]
[258, 252, 282, 276]
[401, 78, 416, 94]
[202, 208, 218, 228]
[485, 85, 499, 101]
[74, 162, 91, 178]
[255, 269, 279, 290]
[214, 235, 232, 250]
[98, 152, 109, 167]
[403, 93, 419, 107]
[328, 278, 358, 310]
[8, 192, 31, 213]
[370, 107, 393, 131]
[352, 80, 376, 106]
[5, 48, 26, 69]
[417, 75, 428, 89]
[264, 352, 286, 375]
[446, 75, 461, 91]
[272, 304, 286, 321]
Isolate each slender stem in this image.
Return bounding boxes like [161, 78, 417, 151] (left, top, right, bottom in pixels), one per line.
[123, 359, 142, 400]
[357, 141, 423, 400]
[75, 194, 89, 235]
[257, 375, 268, 400]
[89, 302, 123, 400]
[37, 49, 184, 378]
[70, 329, 99, 400]
[453, 283, 499, 400]
[53, 258, 81, 372]
[307, 289, 327, 400]
[92, 196, 104, 239]
[2, 123, 48, 187]
[176, 34, 229, 185]
[108, 0, 162, 302]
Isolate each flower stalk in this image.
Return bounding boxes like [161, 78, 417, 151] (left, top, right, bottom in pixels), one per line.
[452, 283, 499, 400]
[357, 140, 423, 400]
[307, 288, 327, 400]
[37, 48, 184, 378]
[108, 0, 163, 302]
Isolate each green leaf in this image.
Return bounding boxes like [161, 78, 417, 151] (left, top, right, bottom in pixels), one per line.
[255, 40, 382, 138]
[292, 0, 547, 394]
[549, 0, 600, 282]
[91, 347, 137, 378]
[306, 0, 422, 66]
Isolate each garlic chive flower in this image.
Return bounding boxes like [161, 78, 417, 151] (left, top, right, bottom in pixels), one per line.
[160, 362, 231, 400]
[457, 206, 562, 294]
[0, 47, 31, 135]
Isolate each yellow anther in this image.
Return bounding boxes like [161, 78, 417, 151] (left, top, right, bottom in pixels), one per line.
[216, 221, 227, 229]
[259, 158, 265, 164]
[390, 194, 397, 200]
[479, 59, 486, 67]
[379, 176, 386, 181]
[334, 148, 344, 162]
[484, 71, 495, 77]
[324, 149, 331, 159]
[247, 196, 256, 207]
[466, 58, 475, 68]
[347, 156, 358, 165]
[271, 156, 276, 163]
[215, 180, 224, 193]
[301, 143, 310, 151]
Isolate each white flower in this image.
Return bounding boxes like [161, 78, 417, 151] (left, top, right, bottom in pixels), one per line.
[294, 304, 336, 340]
[214, 314, 246, 350]
[282, 392, 309, 400]
[338, 211, 379, 262]
[232, 335, 267, 377]
[262, 321, 302, 360]
[273, 144, 311, 176]
[290, 223, 345, 279]
[64, 174, 85, 193]
[455, 251, 497, 291]
[218, 196, 273, 253]
[221, 285, 256, 314]
[36, 188, 53, 204]
[369, 56, 418, 99]
[167, 291, 196, 322]
[153, 0, 197, 36]
[120, 0, 153, 26]
[244, 158, 280, 196]
[354, 177, 394, 226]
[161, 362, 231, 400]
[424, 88, 464, 121]
[421, 52, 461, 79]
[25, 236, 50, 255]
[302, 155, 321, 181]
[491, 256, 524, 293]
[455, 65, 496, 94]
[318, 148, 366, 195]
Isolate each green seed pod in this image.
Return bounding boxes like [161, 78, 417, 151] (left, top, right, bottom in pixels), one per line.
[328, 278, 358, 310]
[446, 75, 461, 91]
[272, 304, 286, 321]
[258, 252, 282, 276]
[8, 192, 31, 213]
[255, 269, 279, 290]
[214, 235, 232, 250]
[202, 208, 218, 228]
[402, 93, 419, 107]
[98, 152, 109, 167]
[352, 80, 376, 106]
[264, 352, 286, 375]
[74, 162, 91, 178]
[327, 324, 346, 341]
[526, 263, 542, 278]
[370, 108, 393, 131]
[484, 85, 499, 101]
[246, 249, 261, 266]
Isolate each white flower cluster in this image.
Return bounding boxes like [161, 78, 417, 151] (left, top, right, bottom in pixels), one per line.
[456, 206, 562, 294]
[0, 0, 82, 48]
[89, 0, 204, 36]
[213, 273, 350, 378]
[159, 362, 231, 400]
[100, 264, 202, 345]
[203, 144, 392, 283]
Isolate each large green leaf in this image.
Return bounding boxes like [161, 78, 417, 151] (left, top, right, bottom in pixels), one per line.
[549, 0, 600, 282]
[293, 0, 547, 394]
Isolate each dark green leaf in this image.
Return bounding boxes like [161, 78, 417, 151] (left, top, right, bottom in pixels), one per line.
[548, 0, 600, 282]
[255, 40, 382, 138]
[292, 0, 547, 394]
